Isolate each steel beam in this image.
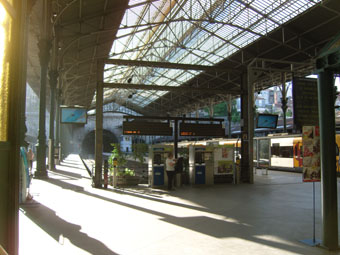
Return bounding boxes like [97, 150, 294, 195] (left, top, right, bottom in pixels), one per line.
[105, 58, 239, 73]
[103, 82, 240, 95]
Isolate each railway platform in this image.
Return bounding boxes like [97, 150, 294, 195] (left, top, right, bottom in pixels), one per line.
[19, 154, 340, 255]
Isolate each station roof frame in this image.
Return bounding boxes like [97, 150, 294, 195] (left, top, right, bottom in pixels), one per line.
[26, 0, 340, 116]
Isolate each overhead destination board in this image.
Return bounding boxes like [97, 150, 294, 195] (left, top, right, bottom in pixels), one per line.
[123, 121, 172, 136]
[180, 123, 225, 137]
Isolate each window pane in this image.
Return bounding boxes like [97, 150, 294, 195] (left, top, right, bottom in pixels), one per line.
[0, 3, 12, 141]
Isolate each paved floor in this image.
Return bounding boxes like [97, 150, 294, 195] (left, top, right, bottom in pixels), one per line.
[19, 154, 340, 255]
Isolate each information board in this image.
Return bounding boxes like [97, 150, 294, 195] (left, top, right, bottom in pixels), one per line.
[256, 114, 278, 129]
[123, 121, 172, 136]
[292, 78, 319, 130]
[60, 107, 87, 124]
[180, 123, 225, 136]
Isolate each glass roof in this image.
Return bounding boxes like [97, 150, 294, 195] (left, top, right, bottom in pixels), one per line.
[103, 0, 321, 108]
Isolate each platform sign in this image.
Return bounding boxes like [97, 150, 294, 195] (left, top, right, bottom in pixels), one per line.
[302, 126, 321, 182]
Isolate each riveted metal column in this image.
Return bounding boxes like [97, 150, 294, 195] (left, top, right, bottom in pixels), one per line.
[35, 0, 51, 178]
[174, 119, 178, 158]
[48, 70, 58, 171]
[55, 86, 61, 164]
[247, 70, 254, 184]
[94, 60, 104, 188]
[227, 95, 232, 138]
[281, 73, 288, 133]
[240, 71, 253, 183]
[317, 70, 338, 250]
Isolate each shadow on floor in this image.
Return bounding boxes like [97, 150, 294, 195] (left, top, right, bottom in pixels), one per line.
[40, 176, 326, 255]
[21, 201, 117, 255]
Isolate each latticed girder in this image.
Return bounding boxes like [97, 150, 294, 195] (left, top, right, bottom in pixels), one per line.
[103, 0, 322, 111]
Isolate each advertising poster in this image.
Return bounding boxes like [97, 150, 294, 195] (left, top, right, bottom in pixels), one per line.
[302, 126, 321, 182]
[214, 145, 234, 175]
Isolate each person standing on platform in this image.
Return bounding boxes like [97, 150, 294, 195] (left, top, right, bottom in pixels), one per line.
[26, 148, 34, 176]
[165, 152, 176, 191]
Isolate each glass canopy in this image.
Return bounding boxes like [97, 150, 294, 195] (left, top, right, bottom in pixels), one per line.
[103, 0, 321, 108]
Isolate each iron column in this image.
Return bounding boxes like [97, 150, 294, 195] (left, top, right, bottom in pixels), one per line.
[317, 70, 338, 250]
[35, 0, 51, 178]
[48, 70, 58, 171]
[94, 61, 104, 188]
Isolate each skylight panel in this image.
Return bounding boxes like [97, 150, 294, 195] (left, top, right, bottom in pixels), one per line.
[250, 0, 281, 15]
[232, 7, 258, 28]
[215, 25, 243, 41]
[250, 18, 277, 36]
[232, 32, 260, 48]
[103, 0, 322, 108]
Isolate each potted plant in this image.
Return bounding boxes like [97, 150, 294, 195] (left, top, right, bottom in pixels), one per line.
[116, 168, 140, 186]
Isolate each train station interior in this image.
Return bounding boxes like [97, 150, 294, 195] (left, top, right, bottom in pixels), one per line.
[2, 0, 340, 254]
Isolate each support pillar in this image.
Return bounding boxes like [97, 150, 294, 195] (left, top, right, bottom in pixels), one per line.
[317, 70, 338, 250]
[240, 71, 253, 183]
[35, 0, 51, 178]
[281, 73, 288, 133]
[227, 95, 232, 138]
[48, 70, 58, 171]
[55, 87, 61, 164]
[174, 119, 178, 158]
[247, 71, 254, 184]
[94, 61, 104, 188]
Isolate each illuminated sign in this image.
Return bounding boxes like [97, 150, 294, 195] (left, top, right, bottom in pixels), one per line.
[60, 107, 87, 124]
[256, 114, 278, 129]
[123, 121, 172, 136]
[179, 123, 225, 137]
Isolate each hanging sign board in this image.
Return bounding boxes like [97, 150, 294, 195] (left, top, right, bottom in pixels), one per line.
[60, 107, 87, 124]
[123, 121, 172, 136]
[302, 126, 321, 182]
[292, 78, 319, 131]
[180, 123, 225, 136]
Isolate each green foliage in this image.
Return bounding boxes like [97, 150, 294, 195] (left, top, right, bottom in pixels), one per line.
[108, 143, 127, 171]
[286, 109, 293, 117]
[231, 100, 240, 123]
[117, 168, 135, 177]
[213, 102, 228, 117]
[132, 143, 148, 163]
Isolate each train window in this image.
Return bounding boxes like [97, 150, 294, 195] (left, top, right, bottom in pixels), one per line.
[272, 143, 280, 156]
[271, 143, 293, 158]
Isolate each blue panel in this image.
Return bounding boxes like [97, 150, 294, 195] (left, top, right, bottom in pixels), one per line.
[195, 165, 205, 184]
[153, 166, 164, 186]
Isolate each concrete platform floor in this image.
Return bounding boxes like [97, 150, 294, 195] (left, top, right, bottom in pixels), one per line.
[19, 154, 340, 255]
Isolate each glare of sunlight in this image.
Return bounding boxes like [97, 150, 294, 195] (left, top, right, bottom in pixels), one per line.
[255, 234, 298, 246]
[0, 3, 7, 87]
